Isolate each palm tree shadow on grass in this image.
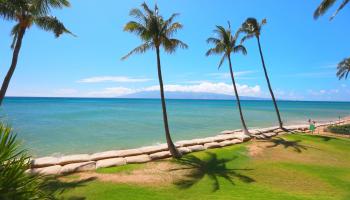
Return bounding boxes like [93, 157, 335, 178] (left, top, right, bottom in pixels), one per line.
[171, 152, 254, 192]
[313, 135, 334, 142]
[44, 176, 97, 199]
[261, 137, 319, 153]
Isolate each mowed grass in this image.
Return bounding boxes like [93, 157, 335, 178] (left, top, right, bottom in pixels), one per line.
[56, 134, 350, 200]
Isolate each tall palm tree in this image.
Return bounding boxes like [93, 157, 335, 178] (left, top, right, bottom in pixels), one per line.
[239, 18, 285, 130]
[336, 58, 350, 79]
[206, 22, 250, 135]
[122, 3, 188, 158]
[314, 0, 349, 20]
[0, 0, 73, 105]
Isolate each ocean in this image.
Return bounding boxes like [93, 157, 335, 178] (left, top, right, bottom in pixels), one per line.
[1, 97, 349, 157]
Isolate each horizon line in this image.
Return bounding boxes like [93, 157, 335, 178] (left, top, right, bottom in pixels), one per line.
[4, 96, 350, 103]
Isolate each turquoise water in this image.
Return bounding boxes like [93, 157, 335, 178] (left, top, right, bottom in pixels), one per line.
[1, 97, 349, 157]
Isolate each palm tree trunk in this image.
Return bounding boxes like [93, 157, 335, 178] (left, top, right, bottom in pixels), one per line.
[0, 27, 26, 106]
[155, 47, 181, 158]
[227, 54, 249, 135]
[256, 36, 284, 129]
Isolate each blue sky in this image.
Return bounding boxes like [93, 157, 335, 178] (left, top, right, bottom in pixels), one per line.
[0, 0, 350, 101]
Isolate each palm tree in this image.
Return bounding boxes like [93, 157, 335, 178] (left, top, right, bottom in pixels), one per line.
[314, 0, 349, 20]
[0, 0, 73, 105]
[206, 22, 250, 135]
[336, 58, 350, 79]
[122, 3, 188, 158]
[239, 18, 285, 130]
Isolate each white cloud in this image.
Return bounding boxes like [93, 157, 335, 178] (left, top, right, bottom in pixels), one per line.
[207, 70, 257, 79]
[87, 81, 262, 97]
[274, 89, 304, 100]
[88, 87, 136, 97]
[308, 89, 339, 96]
[78, 76, 152, 83]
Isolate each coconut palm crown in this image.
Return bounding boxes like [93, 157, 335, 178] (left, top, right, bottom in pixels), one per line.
[0, 0, 73, 105]
[314, 0, 349, 20]
[206, 22, 250, 134]
[122, 3, 188, 60]
[206, 23, 247, 68]
[122, 2, 188, 158]
[336, 58, 350, 80]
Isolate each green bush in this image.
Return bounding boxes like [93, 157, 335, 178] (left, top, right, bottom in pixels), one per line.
[0, 123, 55, 200]
[326, 124, 350, 135]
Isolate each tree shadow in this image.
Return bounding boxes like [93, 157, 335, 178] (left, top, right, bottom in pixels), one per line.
[312, 135, 334, 142]
[171, 152, 254, 192]
[261, 137, 318, 153]
[43, 176, 97, 199]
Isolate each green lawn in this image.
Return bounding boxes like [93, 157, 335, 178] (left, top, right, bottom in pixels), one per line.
[53, 134, 350, 200]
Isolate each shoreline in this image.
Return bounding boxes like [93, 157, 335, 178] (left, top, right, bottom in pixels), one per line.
[28, 117, 350, 175]
[33, 117, 346, 157]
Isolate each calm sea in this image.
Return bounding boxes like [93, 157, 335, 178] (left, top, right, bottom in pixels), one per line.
[1, 97, 349, 157]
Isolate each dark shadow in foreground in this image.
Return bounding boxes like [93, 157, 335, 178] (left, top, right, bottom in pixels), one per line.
[44, 176, 97, 200]
[171, 152, 254, 192]
[261, 137, 318, 153]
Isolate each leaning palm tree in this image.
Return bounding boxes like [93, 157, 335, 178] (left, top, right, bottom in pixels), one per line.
[0, 0, 73, 105]
[239, 18, 285, 130]
[122, 3, 188, 158]
[206, 22, 250, 135]
[336, 57, 350, 79]
[314, 0, 349, 20]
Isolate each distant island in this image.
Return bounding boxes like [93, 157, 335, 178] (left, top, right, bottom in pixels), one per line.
[119, 91, 267, 100]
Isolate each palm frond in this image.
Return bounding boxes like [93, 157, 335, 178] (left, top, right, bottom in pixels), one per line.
[123, 21, 151, 41]
[0, 1, 18, 21]
[163, 13, 179, 26]
[129, 8, 147, 23]
[206, 37, 221, 45]
[162, 13, 179, 32]
[31, 0, 70, 15]
[121, 42, 154, 60]
[330, 0, 349, 20]
[218, 54, 226, 69]
[162, 38, 188, 53]
[233, 45, 247, 55]
[163, 21, 183, 37]
[240, 34, 255, 44]
[214, 25, 229, 41]
[0, 123, 55, 200]
[314, 0, 337, 19]
[336, 57, 350, 80]
[141, 2, 153, 16]
[34, 16, 74, 37]
[205, 44, 226, 57]
[10, 23, 21, 49]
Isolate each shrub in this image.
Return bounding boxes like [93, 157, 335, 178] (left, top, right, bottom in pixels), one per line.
[0, 123, 55, 200]
[326, 124, 350, 135]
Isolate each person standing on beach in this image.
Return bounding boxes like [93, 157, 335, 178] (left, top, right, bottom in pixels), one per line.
[309, 119, 316, 134]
